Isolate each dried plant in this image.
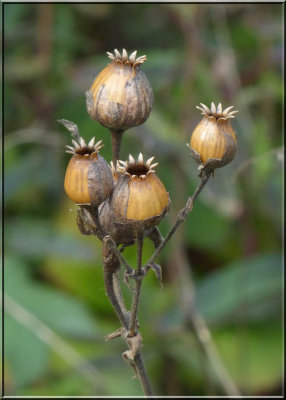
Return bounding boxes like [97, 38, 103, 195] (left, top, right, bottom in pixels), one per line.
[59, 48, 239, 397]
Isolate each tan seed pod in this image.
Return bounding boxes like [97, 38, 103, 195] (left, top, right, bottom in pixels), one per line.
[189, 102, 238, 173]
[109, 154, 170, 238]
[86, 49, 153, 131]
[62, 120, 114, 206]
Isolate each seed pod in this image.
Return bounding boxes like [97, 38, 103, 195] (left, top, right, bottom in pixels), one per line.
[110, 161, 121, 184]
[86, 48, 153, 131]
[189, 102, 238, 174]
[62, 121, 114, 206]
[76, 206, 97, 236]
[109, 153, 170, 238]
[98, 200, 135, 246]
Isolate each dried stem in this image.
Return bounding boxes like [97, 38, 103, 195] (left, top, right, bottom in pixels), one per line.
[112, 272, 129, 321]
[87, 206, 153, 396]
[144, 172, 211, 268]
[147, 226, 164, 249]
[81, 131, 210, 397]
[134, 353, 154, 396]
[110, 129, 123, 164]
[103, 236, 133, 274]
[129, 234, 144, 337]
[102, 241, 129, 329]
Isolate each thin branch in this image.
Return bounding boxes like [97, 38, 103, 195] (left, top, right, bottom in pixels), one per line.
[134, 353, 154, 397]
[102, 236, 154, 396]
[144, 172, 211, 268]
[112, 272, 129, 322]
[102, 242, 129, 329]
[103, 236, 133, 274]
[80, 205, 133, 273]
[129, 234, 144, 337]
[93, 212, 153, 396]
[147, 226, 164, 249]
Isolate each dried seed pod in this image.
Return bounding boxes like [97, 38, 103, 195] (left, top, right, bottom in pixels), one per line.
[109, 153, 170, 238]
[62, 121, 114, 206]
[86, 48, 153, 131]
[110, 161, 121, 184]
[98, 200, 135, 246]
[76, 206, 97, 236]
[189, 102, 238, 174]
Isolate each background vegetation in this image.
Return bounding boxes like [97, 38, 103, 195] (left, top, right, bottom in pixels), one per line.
[3, 3, 283, 396]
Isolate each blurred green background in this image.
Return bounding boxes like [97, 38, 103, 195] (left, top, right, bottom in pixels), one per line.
[3, 3, 283, 396]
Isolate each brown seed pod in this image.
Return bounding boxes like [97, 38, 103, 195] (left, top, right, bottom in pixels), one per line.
[189, 102, 238, 174]
[110, 161, 121, 184]
[98, 200, 135, 246]
[86, 48, 153, 131]
[109, 153, 170, 239]
[63, 128, 114, 206]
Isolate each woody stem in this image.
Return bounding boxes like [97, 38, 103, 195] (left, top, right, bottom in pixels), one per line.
[129, 234, 144, 337]
[88, 207, 153, 395]
[84, 206, 130, 326]
[110, 129, 123, 164]
[145, 171, 211, 267]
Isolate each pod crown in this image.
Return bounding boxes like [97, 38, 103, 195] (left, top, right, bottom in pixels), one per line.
[106, 48, 147, 67]
[196, 102, 239, 120]
[117, 153, 158, 179]
[65, 137, 104, 155]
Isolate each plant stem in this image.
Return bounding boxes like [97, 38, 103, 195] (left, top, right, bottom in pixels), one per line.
[112, 272, 129, 323]
[93, 210, 153, 396]
[103, 236, 154, 396]
[147, 226, 164, 249]
[134, 353, 154, 396]
[84, 205, 129, 327]
[144, 172, 211, 267]
[110, 129, 123, 164]
[102, 242, 129, 329]
[129, 234, 144, 336]
[103, 236, 133, 274]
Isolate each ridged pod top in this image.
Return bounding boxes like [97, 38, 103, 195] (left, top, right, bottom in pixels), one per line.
[117, 153, 159, 179]
[106, 48, 147, 69]
[189, 102, 238, 169]
[196, 102, 239, 121]
[65, 136, 103, 156]
[111, 153, 170, 224]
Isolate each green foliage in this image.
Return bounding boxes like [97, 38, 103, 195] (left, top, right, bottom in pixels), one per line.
[196, 253, 282, 325]
[5, 313, 49, 388]
[213, 323, 282, 393]
[6, 256, 98, 338]
[4, 2, 283, 397]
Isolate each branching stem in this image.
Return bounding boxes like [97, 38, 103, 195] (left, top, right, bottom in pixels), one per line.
[83, 134, 211, 398]
[144, 172, 211, 267]
[129, 234, 144, 337]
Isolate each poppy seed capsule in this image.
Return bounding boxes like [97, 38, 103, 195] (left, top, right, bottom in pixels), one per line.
[189, 102, 238, 173]
[110, 161, 121, 184]
[110, 153, 170, 237]
[64, 135, 114, 206]
[86, 48, 154, 131]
